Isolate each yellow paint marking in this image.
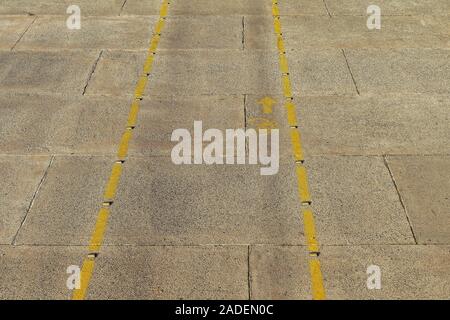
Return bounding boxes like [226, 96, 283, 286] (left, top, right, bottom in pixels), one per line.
[88, 207, 110, 253]
[154, 18, 165, 35]
[272, 0, 326, 300]
[104, 162, 123, 201]
[258, 96, 277, 114]
[284, 101, 298, 127]
[303, 209, 319, 253]
[274, 18, 282, 35]
[290, 128, 304, 162]
[248, 117, 278, 130]
[117, 129, 133, 160]
[296, 164, 311, 205]
[134, 76, 148, 99]
[72, 258, 95, 300]
[143, 55, 154, 75]
[72, 0, 170, 301]
[160, 2, 169, 17]
[272, 3, 280, 16]
[279, 53, 289, 74]
[282, 74, 293, 98]
[309, 258, 326, 300]
[149, 34, 161, 53]
[127, 100, 140, 128]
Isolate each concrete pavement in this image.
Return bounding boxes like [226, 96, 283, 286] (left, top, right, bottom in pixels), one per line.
[0, 0, 449, 299]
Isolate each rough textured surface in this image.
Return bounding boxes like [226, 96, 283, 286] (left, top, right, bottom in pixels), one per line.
[1, 0, 449, 300]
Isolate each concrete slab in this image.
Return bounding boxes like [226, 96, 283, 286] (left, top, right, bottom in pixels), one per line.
[124, 0, 328, 16]
[0, 93, 129, 155]
[306, 156, 415, 245]
[249, 245, 311, 299]
[16, 16, 157, 50]
[15, 156, 113, 245]
[325, 0, 450, 16]
[0, 0, 126, 16]
[88, 50, 281, 96]
[103, 158, 304, 245]
[320, 245, 450, 299]
[130, 95, 245, 156]
[293, 95, 450, 156]
[250, 245, 450, 299]
[0, 16, 34, 50]
[159, 16, 243, 50]
[88, 246, 248, 299]
[386, 156, 450, 244]
[0, 245, 85, 299]
[346, 48, 450, 95]
[0, 51, 100, 95]
[0, 156, 51, 244]
[245, 15, 449, 50]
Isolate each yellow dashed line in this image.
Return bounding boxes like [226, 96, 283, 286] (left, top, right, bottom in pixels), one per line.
[290, 128, 304, 163]
[71, 0, 170, 300]
[309, 258, 326, 300]
[271, 0, 326, 300]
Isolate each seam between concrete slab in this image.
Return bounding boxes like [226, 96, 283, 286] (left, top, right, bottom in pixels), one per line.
[341, 49, 360, 95]
[82, 50, 104, 95]
[10, 16, 37, 51]
[383, 155, 419, 244]
[11, 155, 55, 245]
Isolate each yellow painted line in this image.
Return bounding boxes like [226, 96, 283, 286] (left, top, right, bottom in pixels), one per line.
[282, 74, 293, 98]
[309, 258, 326, 300]
[290, 128, 304, 163]
[284, 101, 298, 127]
[117, 129, 133, 160]
[88, 207, 110, 253]
[274, 18, 282, 35]
[134, 76, 148, 99]
[127, 100, 140, 128]
[72, 258, 95, 300]
[296, 165, 311, 204]
[272, 0, 326, 300]
[71, 0, 170, 301]
[303, 209, 319, 253]
[279, 53, 289, 74]
[104, 162, 123, 201]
